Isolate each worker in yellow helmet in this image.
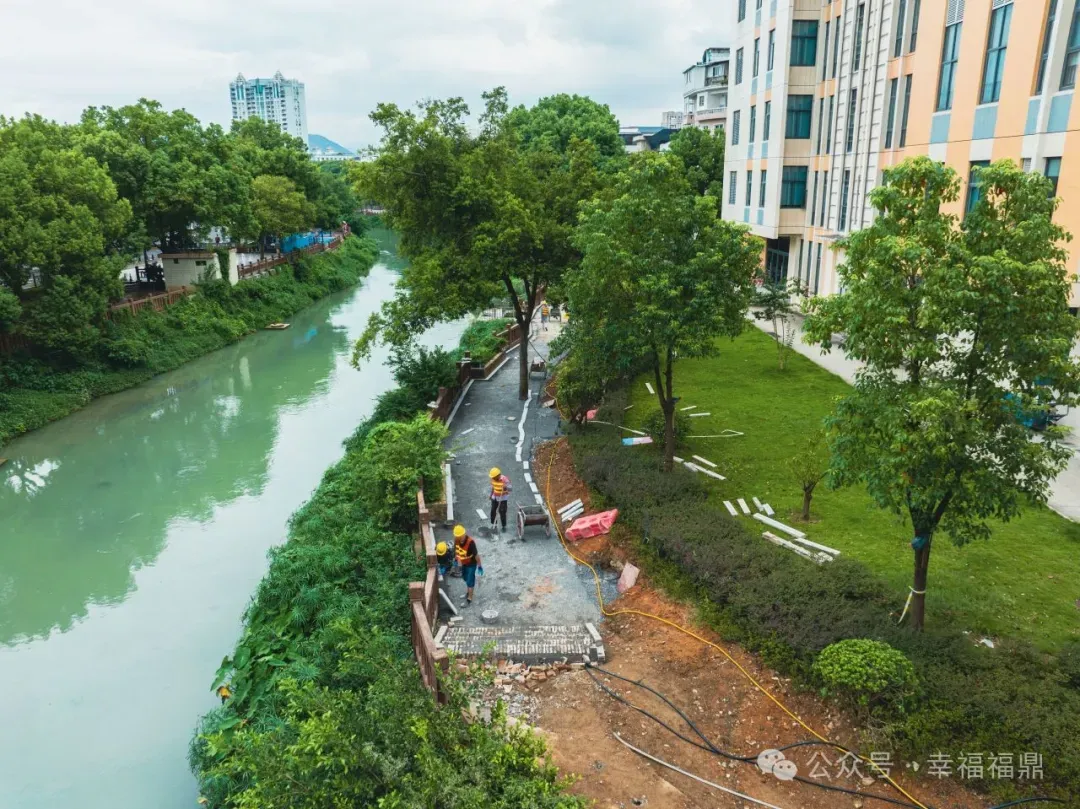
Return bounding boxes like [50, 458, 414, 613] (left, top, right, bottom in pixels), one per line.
[453, 525, 483, 606]
[435, 541, 455, 577]
[540, 301, 550, 331]
[488, 467, 513, 534]
[216, 683, 232, 704]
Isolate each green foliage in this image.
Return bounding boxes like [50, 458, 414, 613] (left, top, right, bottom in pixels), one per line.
[813, 639, 917, 710]
[455, 317, 511, 365]
[250, 174, 316, 250]
[753, 280, 803, 370]
[804, 157, 1080, 630]
[667, 126, 726, 202]
[355, 414, 448, 528]
[506, 93, 624, 159]
[788, 431, 828, 521]
[643, 407, 690, 446]
[0, 286, 22, 332]
[1060, 641, 1080, 689]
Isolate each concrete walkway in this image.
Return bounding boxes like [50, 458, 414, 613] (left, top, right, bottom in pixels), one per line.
[752, 316, 1080, 522]
[434, 318, 609, 631]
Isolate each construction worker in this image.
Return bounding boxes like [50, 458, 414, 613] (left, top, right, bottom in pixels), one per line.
[489, 467, 512, 533]
[216, 683, 232, 705]
[453, 525, 483, 606]
[540, 301, 550, 331]
[435, 541, 455, 577]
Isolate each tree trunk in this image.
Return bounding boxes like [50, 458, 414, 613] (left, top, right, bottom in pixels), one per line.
[518, 331, 530, 401]
[802, 487, 812, 521]
[911, 539, 932, 631]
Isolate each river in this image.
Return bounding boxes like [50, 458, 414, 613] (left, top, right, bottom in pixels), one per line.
[0, 234, 462, 809]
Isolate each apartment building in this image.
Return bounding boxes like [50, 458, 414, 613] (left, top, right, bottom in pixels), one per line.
[230, 72, 309, 145]
[723, 0, 1080, 306]
[683, 47, 731, 131]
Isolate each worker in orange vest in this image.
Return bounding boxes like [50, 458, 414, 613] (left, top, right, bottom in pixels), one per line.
[453, 525, 483, 606]
[488, 467, 512, 534]
[540, 301, 550, 331]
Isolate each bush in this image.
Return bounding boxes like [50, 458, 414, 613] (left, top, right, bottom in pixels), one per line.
[1060, 641, 1080, 689]
[456, 318, 511, 365]
[813, 639, 917, 711]
[643, 407, 691, 447]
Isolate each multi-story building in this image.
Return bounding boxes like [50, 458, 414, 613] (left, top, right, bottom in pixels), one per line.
[723, 0, 1080, 307]
[661, 110, 686, 129]
[229, 72, 309, 145]
[683, 47, 731, 131]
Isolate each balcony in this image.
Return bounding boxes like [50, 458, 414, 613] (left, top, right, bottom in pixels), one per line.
[705, 75, 729, 87]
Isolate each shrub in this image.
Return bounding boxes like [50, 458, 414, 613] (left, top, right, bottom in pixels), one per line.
[813, 639, 917, 711]
[643, 407, 691, 447]
[1060, 641, 1080, 689]
[354, 414, 449, 527]
[456, 318, 511, 365]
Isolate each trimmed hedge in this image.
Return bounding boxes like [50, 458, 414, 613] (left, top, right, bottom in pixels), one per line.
[570, 388, 1080, 804]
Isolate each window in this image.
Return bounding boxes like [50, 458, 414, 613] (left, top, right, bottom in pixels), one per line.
[822, 21, 831, 80]
[885, 78, 899, 148]
[832, 14, 842, 76]
[839, 170, 852, 230]
[746, 171, 754, 206]
[966, 161, 991, 213]
[816, 97, 825, 153]
[754, 38, 761, 77]
[732, 109, 742, 144]
[759, 170, 769, 206]
[764, 101, 772, 140]
[894, 0, 907, 57]
[846, 89, 858, 152]
[791, 20, 820, 66]
[820, 170, 829, 225]
[736, 48, 744, 84]
[909, 0, 921, 50]
[900, 74, 912, 146]
[729, 171, 738, 204]
[750, 105, 757, 141]
[738, 0, 746, 21]
[757, 0, 762, 8]
[980, 3, 1013, 104]
[768, 29, 776, 70]
[814, 242, 822, 294]
[1062, 0, 1080, 88]
[786, 95, 814, 138]
[1037, 0, 1059, 93]
[853, 4, 866, 71]
[781, 166, 809, 207]
[825, 95, 834, 151]
[1045, 157, 1062, 196]
[810, 171, 820, 222]
[1022, 157, 1033, 172]
[937, 24, 961, 110]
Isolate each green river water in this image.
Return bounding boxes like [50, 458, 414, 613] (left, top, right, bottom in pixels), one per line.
[0, 236, 461, 808]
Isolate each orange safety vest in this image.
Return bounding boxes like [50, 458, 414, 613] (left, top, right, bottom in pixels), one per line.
[490, 475, 511, 501]
[541, 304, 550, 316]
[455, 536, 477, 565]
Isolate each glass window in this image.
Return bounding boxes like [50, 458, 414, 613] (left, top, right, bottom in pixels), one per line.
[822, 21, 831, 80]
[791, 20, 819, 66]
[764, 101, 772, 140]
[825, 95, 834, 152]
[729, 172, 737, 204]
[768, 29, 776, 70]
[736, 48, 744, 84]
[1045, 157, 1062, 196]
[909, 0, 921, 50]
[821, 170, 829, 225]
[754, 38, 761, 77]
[757, 0, 762, 8]
[1038, 0, 1059, 93]
[832, 14, 842, 76]
[966, 161, 991, 213]
[846, 89, 858, 152]
[900, 75, 912, 146]
[1062, 0, 1080, 88]
[732, 109, 741, 144]
[894, 0, 907, 57]
[738, 0, 747, 22]
[759, 169, 768, 207]
[980, 3, 1013, 104]
[814, 242, 822, 294]
[781, 166, 809, 207]
[746, 171, 754, 206]
[839, 170, 852, 230]
[786, 95, 814, 138]
[750, 105, 757, 141]
[811, 171, 820, 222]
[937, 23, 962, 110]
[885, 78, 899, 149]
[816, 96, 825, 153]
[853, 4, 866, 71]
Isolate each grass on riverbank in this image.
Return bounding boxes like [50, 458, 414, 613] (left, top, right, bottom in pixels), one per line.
[623, 327, 1080, 653]
[0, 235, 379, 448]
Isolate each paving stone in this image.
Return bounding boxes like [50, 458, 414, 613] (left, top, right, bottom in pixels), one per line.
[442, 624, 605, 664]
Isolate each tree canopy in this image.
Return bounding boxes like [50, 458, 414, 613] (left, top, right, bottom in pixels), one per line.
[804, 156, 1080, 630]
[506, 93, 623, 159]
[667, 125, 726, 202]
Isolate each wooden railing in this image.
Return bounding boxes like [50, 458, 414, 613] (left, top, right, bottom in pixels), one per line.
[410, 489, 448, 702]
[237, 234, 345, 281]
[107, 287, 193, 318]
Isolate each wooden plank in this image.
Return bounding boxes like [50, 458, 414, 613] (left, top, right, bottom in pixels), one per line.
[723, 500, 739, 516]
[688, 412, 711, 417]
[751, 512, 806, 538]
[645, 382, 655, 395]
[761, 531, 819, 562]
[679, 405, 697, 411]
[752, 496, 764, 510]
[737, 498, 751, 514]
[762, 503, 775, 516]
[692, 455, 717, 468]
[558, 498, 583, 515]
[788, 535, 841, 556]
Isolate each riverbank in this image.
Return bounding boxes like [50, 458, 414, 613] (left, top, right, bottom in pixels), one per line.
[0, 234, 380, 449]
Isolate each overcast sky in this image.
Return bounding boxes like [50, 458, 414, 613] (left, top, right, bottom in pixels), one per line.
[0, 0, 730, 150]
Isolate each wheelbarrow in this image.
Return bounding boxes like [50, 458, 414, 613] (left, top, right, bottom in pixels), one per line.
[529, 358, 548, 379]
[516, 503, 552, 540]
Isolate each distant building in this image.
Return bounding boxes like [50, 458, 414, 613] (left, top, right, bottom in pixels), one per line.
[308, 133, 359, 162]
[683, 47, 730, 132]
[661, 110, 685, 129]
[618, 126, 676, 153]
[230, 72, 308, 144]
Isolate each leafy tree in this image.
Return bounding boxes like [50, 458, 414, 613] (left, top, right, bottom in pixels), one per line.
[250, 175, 315, 258]
[753, 279, 805, 370]
[312, 164, 359, 230]
[804, 157, 1080, 630]
[354, 88, 607, 399]
[789, 432, 828, 521]
[667, 125, 726, 202]
[0, 286, 21, 332]
[569, 153, 760, 470]
[507, 93, 623, 159]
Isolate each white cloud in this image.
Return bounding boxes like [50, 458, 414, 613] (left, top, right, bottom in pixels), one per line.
[0, 0, 732, 148]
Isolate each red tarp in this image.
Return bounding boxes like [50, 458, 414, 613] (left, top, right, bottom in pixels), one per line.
[566, 509, 619, 541]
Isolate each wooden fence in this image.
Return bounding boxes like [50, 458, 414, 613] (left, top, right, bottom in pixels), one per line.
[107, 287, 194, 319]
[411, 490, 449, 702]
[427, 323, 524, 422]
[236, 235, 344, 281]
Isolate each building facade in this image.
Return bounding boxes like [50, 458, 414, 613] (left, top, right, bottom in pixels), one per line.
[683, 47, 731, 131]
[723, 0, 1080, 306]
[229, 72, 309, 145]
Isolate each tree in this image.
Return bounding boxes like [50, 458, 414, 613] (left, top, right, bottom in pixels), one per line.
[0, 286, 21, 333]
[753, 279, 805, 370]
[250, 175, 315, 258]
[804, 157, 1080, 630]
[789, 432, 828, 521]
[506, 93, 624, 160]
[312, 164, 359, 231]
[667, 126, 726, 203]
[569, 152, 760, 470]
[354, 88, 608, 399]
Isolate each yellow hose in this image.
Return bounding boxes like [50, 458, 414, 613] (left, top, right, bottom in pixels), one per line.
[542, 435, 930, 809]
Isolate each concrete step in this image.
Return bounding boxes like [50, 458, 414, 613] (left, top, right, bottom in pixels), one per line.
[437, 623, 606, 665]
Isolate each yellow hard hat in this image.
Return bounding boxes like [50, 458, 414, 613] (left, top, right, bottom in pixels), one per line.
[436, 541, 448, 555]
[453, 525, 466, 538]
[489, 467, 501, 478]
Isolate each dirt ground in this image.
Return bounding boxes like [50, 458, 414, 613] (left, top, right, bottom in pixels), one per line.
[521, 440, 990, 809]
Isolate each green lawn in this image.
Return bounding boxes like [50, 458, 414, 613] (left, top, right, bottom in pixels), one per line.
[625, 328, 1080, 652]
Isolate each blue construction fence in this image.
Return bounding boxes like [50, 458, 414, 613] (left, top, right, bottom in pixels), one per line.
[281, 231, 337, 254]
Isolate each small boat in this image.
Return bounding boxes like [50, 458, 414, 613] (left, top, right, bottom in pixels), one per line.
[265, 323, 291, 330]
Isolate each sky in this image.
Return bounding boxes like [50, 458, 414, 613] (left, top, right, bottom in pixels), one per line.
[0, 0, 730, 150]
